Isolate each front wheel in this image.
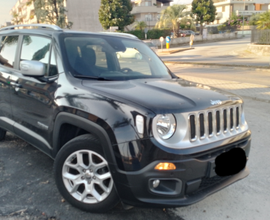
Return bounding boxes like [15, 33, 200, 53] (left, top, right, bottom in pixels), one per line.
[53, 134, 119, 212]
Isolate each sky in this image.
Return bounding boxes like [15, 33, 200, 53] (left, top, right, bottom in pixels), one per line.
[0, 0, 193, 26]
[0, 0, 18, 26]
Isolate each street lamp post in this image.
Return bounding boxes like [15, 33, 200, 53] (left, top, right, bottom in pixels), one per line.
[148, 13, 151, 30]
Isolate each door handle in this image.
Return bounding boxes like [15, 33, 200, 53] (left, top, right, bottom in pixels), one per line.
[10, 82, 22, 88]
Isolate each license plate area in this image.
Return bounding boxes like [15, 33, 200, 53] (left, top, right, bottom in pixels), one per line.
[208, 148, 247, 177]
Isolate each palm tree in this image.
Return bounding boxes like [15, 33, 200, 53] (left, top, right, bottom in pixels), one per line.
[256, 11, 270, 30]
[155, 4, 188, 37]
[135, 21, 147, 30]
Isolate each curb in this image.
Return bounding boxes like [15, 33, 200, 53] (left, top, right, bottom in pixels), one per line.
[164, 61, 270, 72]
[157, 47, 194, 55]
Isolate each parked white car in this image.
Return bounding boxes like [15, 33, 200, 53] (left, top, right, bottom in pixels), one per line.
[116, 48, 142, 59]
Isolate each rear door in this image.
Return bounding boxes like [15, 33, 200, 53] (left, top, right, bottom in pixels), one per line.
[0, 35, 20, 132]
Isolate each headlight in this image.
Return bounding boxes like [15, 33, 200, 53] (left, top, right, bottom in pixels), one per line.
[155, 114, 176, 140]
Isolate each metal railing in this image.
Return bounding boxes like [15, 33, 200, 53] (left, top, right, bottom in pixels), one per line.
[251, 28, 270, 44]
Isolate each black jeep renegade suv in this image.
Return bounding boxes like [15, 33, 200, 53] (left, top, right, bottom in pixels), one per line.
[0, 24, 251, 212]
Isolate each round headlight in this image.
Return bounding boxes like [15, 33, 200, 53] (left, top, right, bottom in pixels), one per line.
[156, 114, 176, 140]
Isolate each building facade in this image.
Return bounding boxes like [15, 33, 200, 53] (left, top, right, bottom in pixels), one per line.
[65, 0, 103, 32]
[10, 0, 37, 25]
[213, 0, 270, 24]
[129, 0, 173, 30]
[10, 0, 103, 32]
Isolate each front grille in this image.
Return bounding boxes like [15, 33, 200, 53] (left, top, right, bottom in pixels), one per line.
[189, 105, 241, 141]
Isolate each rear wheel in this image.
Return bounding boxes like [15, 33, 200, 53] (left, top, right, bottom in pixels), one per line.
[0, 128, 6, 141]
[53, 134, 119, 212]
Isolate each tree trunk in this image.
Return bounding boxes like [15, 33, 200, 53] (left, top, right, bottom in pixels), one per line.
[200, 23, 203, 35]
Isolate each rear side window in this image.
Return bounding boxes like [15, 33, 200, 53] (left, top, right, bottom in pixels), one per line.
[0, 35, 19, 68]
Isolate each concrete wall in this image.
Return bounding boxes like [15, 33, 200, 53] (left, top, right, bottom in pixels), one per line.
[148, 32, 239, 47]
[247, 44, 270, 56]
[66, 0, 103, 32]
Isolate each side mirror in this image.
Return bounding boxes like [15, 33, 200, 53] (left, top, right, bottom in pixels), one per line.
[20, 60, 46, 76]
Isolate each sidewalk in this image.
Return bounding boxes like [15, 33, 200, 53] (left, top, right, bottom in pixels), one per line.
[171, 74, 270, 103]
[158, 37, 270, 71]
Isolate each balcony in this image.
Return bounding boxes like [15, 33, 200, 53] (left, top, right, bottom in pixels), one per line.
[231, 0, 256, 3]
[132, 6, 168, 14]
[157, 0, 173, 3]
[213, 0, 256, 5]
[236, 10, 265, 16]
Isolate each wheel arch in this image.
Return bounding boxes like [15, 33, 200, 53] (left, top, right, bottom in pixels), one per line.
[52, 112, 117, 166]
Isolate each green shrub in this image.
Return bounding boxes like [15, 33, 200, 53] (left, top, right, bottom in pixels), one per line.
[125, 30, 145, 39]
[125, 29, 172, 40]
[147, 29, 171, 39]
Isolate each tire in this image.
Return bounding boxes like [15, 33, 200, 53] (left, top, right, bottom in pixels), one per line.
[0, 128, 6, 141]
[53, 134, 119, 212]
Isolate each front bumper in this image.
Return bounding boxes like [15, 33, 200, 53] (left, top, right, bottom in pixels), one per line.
[113, 133, 251, 208]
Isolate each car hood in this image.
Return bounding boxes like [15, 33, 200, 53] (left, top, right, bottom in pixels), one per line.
[82, 78, 240, 114]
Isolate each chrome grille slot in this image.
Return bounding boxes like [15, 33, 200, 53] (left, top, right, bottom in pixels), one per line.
[208, 112, 213, 137]
[199, 113, 205, 138]
[216, 111, 220, 134]
[230, 108, 234, 130]
[188, 104, 243, 142]
[190, 115, 196, 140]
[236, 107, 239, 128]
[223, 109, 227, 132]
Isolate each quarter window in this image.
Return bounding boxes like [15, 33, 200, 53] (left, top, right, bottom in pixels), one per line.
[0, 35, 19, 68]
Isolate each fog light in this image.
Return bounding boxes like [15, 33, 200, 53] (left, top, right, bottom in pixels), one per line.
[152, 179, 160, 188]
[155, 162, 176, 170]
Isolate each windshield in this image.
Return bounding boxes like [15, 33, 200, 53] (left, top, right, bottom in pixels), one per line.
[63, 35, 172, 81]
[145, 42, 155, 47]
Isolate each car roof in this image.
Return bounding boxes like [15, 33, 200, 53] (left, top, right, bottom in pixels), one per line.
[0, 24, 139, 40]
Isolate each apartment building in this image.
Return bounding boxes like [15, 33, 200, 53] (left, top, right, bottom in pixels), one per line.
[214, 0, 270, 24]
[10, 0, 37, 25]
[10, 0, 103, 32]
[65, 0, 103, 32]
[130, 0, 173, 30]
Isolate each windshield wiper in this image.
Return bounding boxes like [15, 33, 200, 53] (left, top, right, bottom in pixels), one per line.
[73, 75, 113, 81]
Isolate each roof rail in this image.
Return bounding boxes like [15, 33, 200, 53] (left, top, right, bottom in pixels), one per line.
[100, 32, 138, 39]
[0, 24, 62, 31]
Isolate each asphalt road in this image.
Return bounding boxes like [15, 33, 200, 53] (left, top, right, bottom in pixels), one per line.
[159, 36, 270, 67]
[168, 64, 270, 87]
[0, 133, 183, 220]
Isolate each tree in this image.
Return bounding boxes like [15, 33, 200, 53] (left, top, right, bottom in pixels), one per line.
[135, 21, 147, 30]
[249, 13, 261, 26]
[192, 0, 216, 35]
[217, 12, 247, 33]
[179, 16, 196, 31]
[256, 11, 270, 30]
[99, 0, 134, 31]
[29, 0, 72, 29]
[155, 4, 188, 37]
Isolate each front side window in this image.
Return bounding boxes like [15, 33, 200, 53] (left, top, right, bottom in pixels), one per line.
[63, 35, 172, 81]
[21, 35, 51, 63]
[0, 35, 19, 68]
[20, 35, 52, 74]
